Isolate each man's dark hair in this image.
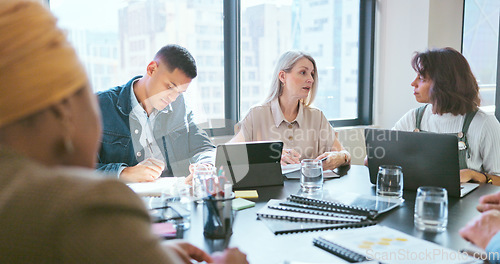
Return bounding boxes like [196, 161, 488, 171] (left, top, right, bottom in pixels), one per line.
[154, 44, 197, 79]
[411, 47, 480, 115]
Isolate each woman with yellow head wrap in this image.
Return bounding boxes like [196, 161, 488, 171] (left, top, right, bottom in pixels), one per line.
[0, 1, 248, 263]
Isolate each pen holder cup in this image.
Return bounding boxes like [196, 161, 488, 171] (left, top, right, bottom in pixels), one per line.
[202, 193, 235, 239]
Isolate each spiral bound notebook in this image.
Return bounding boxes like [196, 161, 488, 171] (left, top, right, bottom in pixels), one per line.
[257, 199, 366, 222]
[257, 199, 376, 234]
[314, 225, 481, 264]
[261, 217, 376, 235]
[289, 192, 404, 220]
[270, 201, 368, 220]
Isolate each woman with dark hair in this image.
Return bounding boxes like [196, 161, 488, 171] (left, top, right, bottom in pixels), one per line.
[393, 47, 500, 185]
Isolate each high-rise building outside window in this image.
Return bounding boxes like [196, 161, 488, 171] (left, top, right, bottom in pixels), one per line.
[463, 0, 500, 112]
[51, 0, 225, 125]
[240, 0, 360, 121]
[51, 0, 371, 130]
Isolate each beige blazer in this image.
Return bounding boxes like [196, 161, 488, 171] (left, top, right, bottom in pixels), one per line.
[0, 146, 182, 263]
[238, 99, 336, 159]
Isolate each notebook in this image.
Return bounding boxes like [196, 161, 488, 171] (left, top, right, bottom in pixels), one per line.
[257, 199, 367, 222]
[281, 165, 340, 180]
[215, 141, 284, 190]
[287, 192, 403, 220]
[314, 225, 481, 264]
[256, 193, 401, 235]
[260, 217, 376, 235]
[365, 128, 479, 198]
[127, 177, 184, 197]
[257, 199, 376, 235]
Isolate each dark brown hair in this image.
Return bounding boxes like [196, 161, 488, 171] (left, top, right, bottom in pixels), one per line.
[411, 47, 480, 115]
[154, 44, 197, 79]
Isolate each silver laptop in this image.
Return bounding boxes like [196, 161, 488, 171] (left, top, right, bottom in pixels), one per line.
[365, 128, 479, 198]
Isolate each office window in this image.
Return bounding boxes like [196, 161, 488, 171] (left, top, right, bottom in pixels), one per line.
[463, 0, 500, 112]
[51, 0, 374, 132]
[240, 0, 360, 120]
[50, 0, 225, 125]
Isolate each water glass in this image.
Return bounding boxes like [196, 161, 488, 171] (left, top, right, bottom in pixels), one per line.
[300, 159, 323, 192]
[160, 183, 192, 230]
[376, 165, 403, 198]
[192, 165, 215, 201]
[414, 186, 448, 232]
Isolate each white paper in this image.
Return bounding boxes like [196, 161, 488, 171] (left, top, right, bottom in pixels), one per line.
[281, 164, 301, 174]
[319, 225, 480, 264]
[127, 177, 185, 197]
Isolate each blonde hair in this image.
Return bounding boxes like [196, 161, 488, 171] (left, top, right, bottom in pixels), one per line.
[0, 0, 87, 127]
[263, 51, 318, 107]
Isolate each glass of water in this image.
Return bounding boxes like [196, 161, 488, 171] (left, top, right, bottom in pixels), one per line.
[161, 182, 192, 230]
[192, 164, 215, 201]
[376, 165, 403, 198]
[300, 159, 323, 192]
[414, 186, 448, 232]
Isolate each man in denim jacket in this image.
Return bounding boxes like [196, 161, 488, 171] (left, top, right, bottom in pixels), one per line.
[97, 44, 215, 182]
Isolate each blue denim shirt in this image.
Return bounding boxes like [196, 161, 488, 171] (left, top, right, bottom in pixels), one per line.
[487, 232, 500, 263]
[96, 76, 215, 177]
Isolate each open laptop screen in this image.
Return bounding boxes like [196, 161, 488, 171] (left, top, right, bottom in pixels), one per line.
[364, 129, 463, 197]
[215, 141, 284, 190]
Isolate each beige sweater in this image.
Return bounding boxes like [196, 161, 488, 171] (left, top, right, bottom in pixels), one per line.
[0, 146, 181, 263]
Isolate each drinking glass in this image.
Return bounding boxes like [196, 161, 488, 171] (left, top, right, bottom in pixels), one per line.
[160, 182, 192, 230]
[376, 165, 403, 198]
[414, 186, 448, 232]
[300, 159, 323, 192]
[192, 164, 215, 201]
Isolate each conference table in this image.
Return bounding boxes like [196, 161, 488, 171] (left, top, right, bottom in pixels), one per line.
[153, 165, 500, 263]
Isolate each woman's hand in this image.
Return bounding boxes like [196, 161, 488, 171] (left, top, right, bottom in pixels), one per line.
[460, 169, 487, 183]
[316, 150, 350, 170]
[281, 148, 301, 165]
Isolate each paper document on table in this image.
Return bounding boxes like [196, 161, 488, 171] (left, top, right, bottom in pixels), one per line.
[283, 168, 339, 180]
[127, 177, 185, 197]
[281, 164, 301, 174]
[314, 225, 481, 264]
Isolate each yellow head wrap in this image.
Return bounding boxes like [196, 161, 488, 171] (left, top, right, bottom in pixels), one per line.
[0, 0, 87, 127]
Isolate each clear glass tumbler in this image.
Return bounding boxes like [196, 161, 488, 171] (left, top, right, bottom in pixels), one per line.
[300, 159, 323, 192]
[414, 186, 448, 232]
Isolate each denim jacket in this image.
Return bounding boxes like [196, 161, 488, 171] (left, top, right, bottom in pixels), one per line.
[96, 76, 215, 177]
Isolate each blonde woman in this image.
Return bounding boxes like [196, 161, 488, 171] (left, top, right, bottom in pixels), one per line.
[231, 51, 350, 170]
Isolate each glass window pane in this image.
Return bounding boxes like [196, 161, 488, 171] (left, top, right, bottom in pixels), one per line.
[463, 0, 499, 111]
[240, 0, 360, 120]
[50, 0, 225, 125]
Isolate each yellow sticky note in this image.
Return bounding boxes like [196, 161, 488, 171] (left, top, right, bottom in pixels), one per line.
[234, 190, 259, 199]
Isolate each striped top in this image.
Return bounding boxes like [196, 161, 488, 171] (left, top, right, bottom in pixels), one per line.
[393, 105, 500, 176]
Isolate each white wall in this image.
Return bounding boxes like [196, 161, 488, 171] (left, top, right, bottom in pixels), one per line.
[374, 0, 464, 128]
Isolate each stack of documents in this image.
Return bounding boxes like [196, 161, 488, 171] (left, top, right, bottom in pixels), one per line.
[257, 192, 403, 235]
